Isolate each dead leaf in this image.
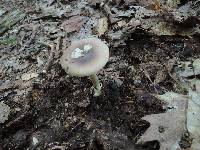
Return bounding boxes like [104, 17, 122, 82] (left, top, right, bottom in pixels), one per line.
[138, 92, 188, 150]
[61, 16, 86, 33]
[140, 62, 168, 84]
[176, 58, 200, 149]
[38, 0, 70, 17]
[165, 58, 176, 73]
[0, 80, 24, 92]
[120, 1, 200, 36]
[167, 0, 180, 8]
[0, 101, 10, 124]
[138, 111, 186, 150]
[137, 0, 161, 10]
[21, 73, 38, 81]
[185, 79, 200, 150]
[176, 59, 200, 77]
[154, 69, 168, 84]
[172, 1, 198, 23]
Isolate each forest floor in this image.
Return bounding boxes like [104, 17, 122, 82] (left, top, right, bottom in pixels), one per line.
[0, 0, 200, 150]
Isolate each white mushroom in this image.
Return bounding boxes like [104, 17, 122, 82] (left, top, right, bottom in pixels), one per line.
[60, 38, 109, 96]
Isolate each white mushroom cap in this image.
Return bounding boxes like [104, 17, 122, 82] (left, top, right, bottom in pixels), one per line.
[60, 38, 109, 77]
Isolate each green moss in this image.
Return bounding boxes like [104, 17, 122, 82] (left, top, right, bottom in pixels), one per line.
[0, 37, 17, 45]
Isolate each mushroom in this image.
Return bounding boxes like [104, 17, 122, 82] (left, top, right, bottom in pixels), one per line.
[60, 38, 109, 96]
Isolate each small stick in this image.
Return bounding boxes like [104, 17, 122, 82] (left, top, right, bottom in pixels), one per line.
[39, 42, 55, 73]
[39, 36, 62, 73]
[90, 74, 102, 96]
[142, 68, 159, 94]
[55, 36, 62, 58]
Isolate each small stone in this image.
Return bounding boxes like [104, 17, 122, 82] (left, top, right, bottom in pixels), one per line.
[32, 137, 39, 145]
[65, 103, 69, 108]
[14, 107, 21, 112]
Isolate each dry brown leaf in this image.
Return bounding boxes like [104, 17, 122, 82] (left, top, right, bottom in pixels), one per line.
[122, 1, 200, 36]
[165, 58, 176, 73]
[154, 69, 167, 84]
[38, 0, 69, 17]
[140, 61, 169, 84]
[60, 16, 86, 33]
[137, 0, 161, 10]
[138, 93, 188, 150]
[138, 112, 185, 149]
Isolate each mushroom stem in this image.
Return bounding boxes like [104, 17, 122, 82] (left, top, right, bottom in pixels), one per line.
[90, 74, 102, 96]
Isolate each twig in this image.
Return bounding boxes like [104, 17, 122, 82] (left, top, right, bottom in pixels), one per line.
[51, 145, 66, 150]
[55, 36, 62, 59]
[141, 68, 159, 94]
[19, 33, 25, 46]
[56, 36, 61, 51]
[5, 112, 27, 127]
[39, 36, 62, 73]
[62, 38, 68, 50]
[43, 44, 55, 73]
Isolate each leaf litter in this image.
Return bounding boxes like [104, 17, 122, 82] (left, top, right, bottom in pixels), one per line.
[138, 58, 200, 149]
[1, 0, 200, 149]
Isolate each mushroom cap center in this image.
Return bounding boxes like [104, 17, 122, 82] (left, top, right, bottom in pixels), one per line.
[71, 44, 93, 59]
[60, 38, 109, 77]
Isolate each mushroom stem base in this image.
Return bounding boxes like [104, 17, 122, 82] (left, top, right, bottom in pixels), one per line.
[90, 74, 102, 96]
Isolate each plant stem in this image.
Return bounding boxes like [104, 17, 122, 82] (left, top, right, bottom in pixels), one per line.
[90, 74, 102, 96]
